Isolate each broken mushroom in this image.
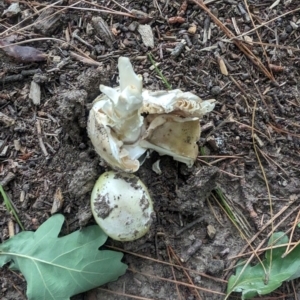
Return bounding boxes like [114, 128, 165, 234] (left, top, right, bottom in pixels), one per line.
[91, 171, 154, 241]
[88, 57, 146, 172]
[141, 114, 201, 167]
[87, 57, 215, 172]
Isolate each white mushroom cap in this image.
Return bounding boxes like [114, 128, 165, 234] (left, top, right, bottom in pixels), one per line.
[91, 171, 154, 241]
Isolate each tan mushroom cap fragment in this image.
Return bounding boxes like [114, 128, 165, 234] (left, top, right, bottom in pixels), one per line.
[140, 114, 201, 167]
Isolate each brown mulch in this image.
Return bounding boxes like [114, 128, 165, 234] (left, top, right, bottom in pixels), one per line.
[1, 1, 300, 299]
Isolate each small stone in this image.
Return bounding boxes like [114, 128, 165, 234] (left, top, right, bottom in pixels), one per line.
[207, 224, 216, 239]
[79, 143, 86, 150]
[211, 86, 221, 96]
[206, 259, 224, 275]
[128, 21, 139, 31]
[289, 21, 298, 30]
[211, 7, 219, 17]
[240, 73, 250, 80]
[286, 25, 293, 33]
[188, 23, 197, 34]
[2, 3, 21, 17]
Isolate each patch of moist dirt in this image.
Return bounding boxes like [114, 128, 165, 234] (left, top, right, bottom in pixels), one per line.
[93, 192, 113, 219]
[1, 0, 300, 299]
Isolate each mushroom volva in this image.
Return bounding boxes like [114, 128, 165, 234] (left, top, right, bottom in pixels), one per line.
[91, 171, 154, 241]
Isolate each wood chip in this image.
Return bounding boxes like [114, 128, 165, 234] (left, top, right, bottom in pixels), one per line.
[243, 35, 253, 45]
[218, 56, 228, 76]
[253, 133, 264, 148]
[51, 187, 64, 214]
[29, 81, 41, 105]
[8, 220, 15, 237]
[33, 8, 61, 35]
[168, 16, 185, 24]
[0, 145, 8, 157]
[14, 139, 21, 151]
[178, 0, 188, 16]
[0, 112, 15, 126]
[207, 224, 216, 239]
[3, 3, 21, 17]
[269, 0, 280, 9]
[268, 64, 285, 72]
[92, 16, 115, 48]
[137, 24, 154, 48]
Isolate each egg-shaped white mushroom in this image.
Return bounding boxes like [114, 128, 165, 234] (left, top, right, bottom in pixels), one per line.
[91, 171, 154, 241]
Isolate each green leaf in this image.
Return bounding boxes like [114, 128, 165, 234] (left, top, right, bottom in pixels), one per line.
[227, 232, 300, 299]
[0, 214, 127, 300]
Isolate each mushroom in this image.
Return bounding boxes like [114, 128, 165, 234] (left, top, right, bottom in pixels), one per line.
[87, 57, 146, 172]
[91, 171, 154, 241]
[87, 57, 215, 172]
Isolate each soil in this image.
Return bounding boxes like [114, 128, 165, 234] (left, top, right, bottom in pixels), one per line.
[1, 1, 300, 299]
